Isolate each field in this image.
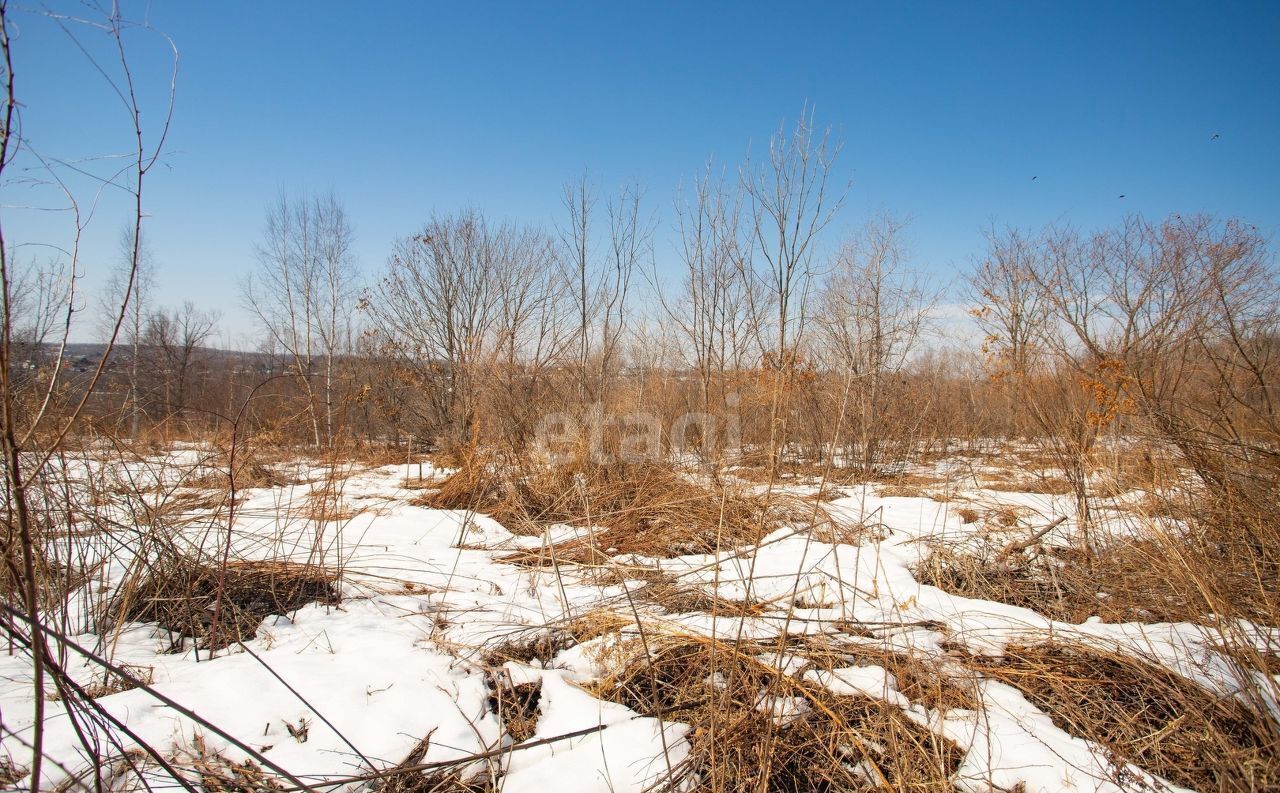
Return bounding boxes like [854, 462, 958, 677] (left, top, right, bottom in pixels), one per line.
[4, 4, 1279, 790]
[2, 439, 1276, 792]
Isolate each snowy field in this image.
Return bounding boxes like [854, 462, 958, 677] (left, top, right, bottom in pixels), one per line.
[2, 447, 1277, 792]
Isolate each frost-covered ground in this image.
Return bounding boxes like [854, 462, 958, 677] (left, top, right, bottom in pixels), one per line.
[2, 449, 1277, 792]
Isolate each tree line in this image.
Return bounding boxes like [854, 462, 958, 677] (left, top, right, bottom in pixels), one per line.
[6, 111, 1278, 525]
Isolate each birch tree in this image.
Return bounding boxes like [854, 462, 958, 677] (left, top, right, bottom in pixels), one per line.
[664, 161, 752, 417]
[818, 214, 933, 471]
[560, 177, 649, 406]
[740, 106, 846, 471]
[243, 190, 357, 448]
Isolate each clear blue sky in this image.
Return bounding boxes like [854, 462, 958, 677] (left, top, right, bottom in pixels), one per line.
[8, 1, 1280, 345]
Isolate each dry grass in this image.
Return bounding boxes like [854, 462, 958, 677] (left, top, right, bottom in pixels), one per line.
[109, 556, 339, 650]
[479, 611, 635, 668]
[591, 634, 961, 792]
[0, 759, 25, 788]
[371, 734, 496, 793]
[299, 489, 363, 522]
[183, 458, 297, 492]
[965, 642, 1280, 792]
[1096, 445, 1182, 493]
[1106, 490, 1184, 519]
[978, 475, 1075, 495]
[865, 471, 956, 502]
[915, 540, 1207, 623]
[636, 577, 768, 617]
[877, 483, 942, 500]
[428, 457, 792, 561]
[182, 735, 284, 792]
[77, 664, 154, 700]
[794, 636, 980, 714]
[488, 674, 542, 743]
[162, 489, 230, 516]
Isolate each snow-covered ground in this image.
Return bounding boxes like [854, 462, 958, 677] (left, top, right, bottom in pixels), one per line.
[1, 451, 1276, 792]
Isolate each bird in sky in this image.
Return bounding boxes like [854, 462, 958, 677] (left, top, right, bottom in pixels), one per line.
[1210, 133, 1221, 141]
[1118, 194, 1126, 199]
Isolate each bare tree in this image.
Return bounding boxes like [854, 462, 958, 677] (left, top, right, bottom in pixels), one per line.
[740, 106, 847, 471]
[100, 226, 156, 439]
[968, 224, 1053, 382]
[368, 210, 500, 447]
[818, 214, 933, 472]
[485, 225, 573, 450]
[144, 300, 220, 424]
[243, 190, 358, 448]
[0, 4, 177, 789]
[559, 177, 649, 406]
[2, 255, 69, 376]
[663, 160, 752, 420]
[1026, 215, 1280, 532]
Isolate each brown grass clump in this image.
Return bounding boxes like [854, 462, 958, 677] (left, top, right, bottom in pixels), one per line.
[183, 735, 284, 792]
[0, 759, 26, 788]
[110, 556, 339, 650]
[915, 545, 1087, 621]
[966, 642, 1280, 793]
[730, 460, 857, 485]
[432, 458, 787, 560]
[371, 734, 496, 793]
[77, 664, 154, 700]
[300, 490, 363, 522]
[413, 454, 504, 511]
[184, 459, 295, 492]
[867, 471, 955, 502]
[979, 475, 1075, 495]
[636, 578, 768, 617]
[1107, 490, 1183, 519]
[162, 489, 230, 516]
[593, 636, 961, 792]
[1097, 445, 1181, 494]
[487, 675, 542, 743]
[480, 611, 634, 668]
[877, 484, 935, 499]
[796, 637, 980, 714]
[917, 531, 1269, 626]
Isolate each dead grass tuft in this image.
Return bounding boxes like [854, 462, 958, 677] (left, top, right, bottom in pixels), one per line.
[487, 675, 542, 744]
[593, 635, 961, 792]
[183, 735, 284, 792]
[868, 471, 956, 502]
[636, 578, 768, 617]
[0, 758, 25, 788]
[979, 475, 1075, 495]
[480, 611, 634, 668]
[1098, 446, 1182, 494]
[916, 539, 1205, 623]
[300, 490, 363, 522]
[371, 733, 496, 793]
[796, 637, 981, 713]
[432, 457, 791, 561]
[77, 664, 154, 700]
[110, 556, 339, 650]
[966, 642, 1280, 792]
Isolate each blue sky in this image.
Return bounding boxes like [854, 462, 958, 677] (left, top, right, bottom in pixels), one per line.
[8, 1, 1279, 345]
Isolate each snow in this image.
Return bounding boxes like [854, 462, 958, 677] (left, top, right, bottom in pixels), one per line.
[2, 449, 1275, 792]
[501, 672, 690, 793]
